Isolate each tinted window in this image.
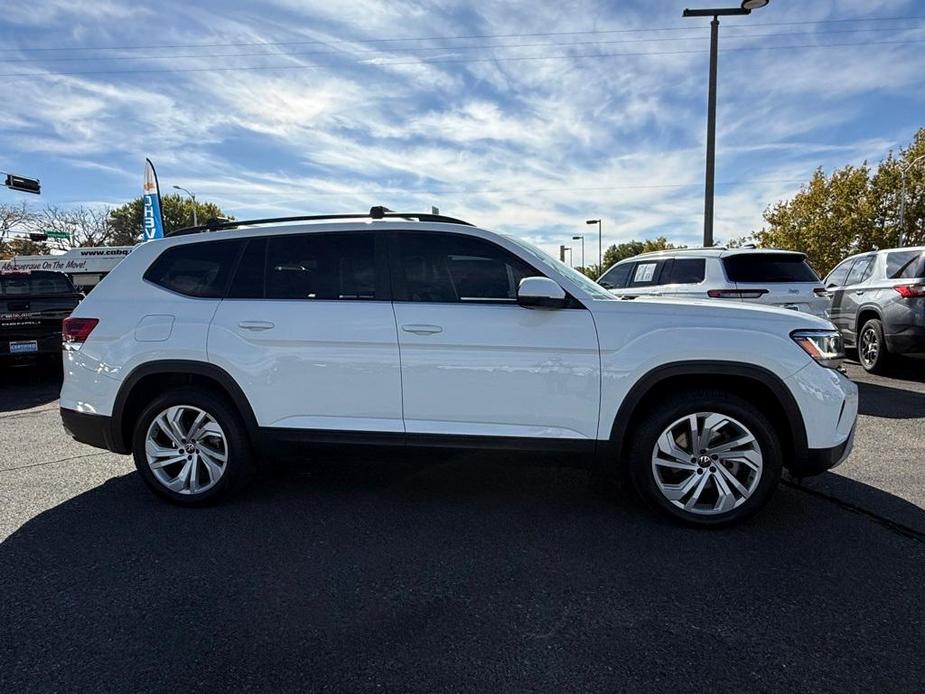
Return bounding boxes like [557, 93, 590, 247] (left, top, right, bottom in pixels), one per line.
[666, 258, 706, 284]
[723, 253, 819, 283]
[145, 240, 241, 298]
[886, 250, 925, 279]
[395, 232, 538, 303]
[824, 259, 855, 287]
[627, 260, 666, 288]
[0, 271, 75, 296]
[265, 232, 377, 300]
[227, 237, 267, 299]
[598, 263, 633, 289]
[845, 255, 875, 286]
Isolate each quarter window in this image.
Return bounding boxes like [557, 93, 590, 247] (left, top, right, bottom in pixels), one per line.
[666, 258, 706, 285]
[145, 239, 242, 298]
[394, 232, 538, 303]
[886, 250, 925, 279]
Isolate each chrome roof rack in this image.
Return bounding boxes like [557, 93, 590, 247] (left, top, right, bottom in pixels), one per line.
[167, 206, 473, 237]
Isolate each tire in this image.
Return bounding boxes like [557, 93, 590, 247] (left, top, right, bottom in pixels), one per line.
[131, 387, 255, 506]
[858, 318, 890, 374]
[627, 389, 783, 527]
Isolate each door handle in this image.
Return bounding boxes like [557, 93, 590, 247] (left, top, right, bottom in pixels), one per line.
[854, 290, 865, 295]
[238, 320, 275, 331]
[401, 324, 443, 335]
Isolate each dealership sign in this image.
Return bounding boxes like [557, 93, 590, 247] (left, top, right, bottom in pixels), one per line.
[0, 246, 134, 274]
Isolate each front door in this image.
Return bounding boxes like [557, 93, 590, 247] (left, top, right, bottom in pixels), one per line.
[389, 230, 600, 441]
[208, 231, 403, 433]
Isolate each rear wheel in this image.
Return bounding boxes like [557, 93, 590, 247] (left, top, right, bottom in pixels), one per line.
[858, 318, 890, 374]
[628, 390, 782, 527]
[132, 387, 255, 505]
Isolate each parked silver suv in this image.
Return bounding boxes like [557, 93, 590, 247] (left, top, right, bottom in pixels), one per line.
[597, 248, 829, 317]
[824, 246, 925, 373]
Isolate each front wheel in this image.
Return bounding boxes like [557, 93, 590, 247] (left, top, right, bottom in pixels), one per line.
[132, 387, 255, 505]
[628, 390, 782, 527]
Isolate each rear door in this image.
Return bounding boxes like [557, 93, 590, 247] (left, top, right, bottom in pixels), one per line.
[721, 252, 827, 316]
[208, 231, 403, 433]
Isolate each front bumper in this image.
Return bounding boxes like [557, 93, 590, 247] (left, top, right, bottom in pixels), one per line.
[60, 408, 119, 452]
[797, 422, 856, 477]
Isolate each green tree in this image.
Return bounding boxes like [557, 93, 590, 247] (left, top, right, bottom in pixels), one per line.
[108, 194, 232, 246]
[754, 127, 925, 276]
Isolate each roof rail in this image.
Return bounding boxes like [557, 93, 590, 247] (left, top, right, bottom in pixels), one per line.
[166, 206, 473, 237]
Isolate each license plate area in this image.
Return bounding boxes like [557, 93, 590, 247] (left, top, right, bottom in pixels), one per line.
[9, 340, 38, 354]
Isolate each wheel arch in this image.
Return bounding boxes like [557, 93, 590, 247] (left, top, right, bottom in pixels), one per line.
[605, 361, 809, 472]
[111, 360, 258, 454]
[855, 305, 883, 338]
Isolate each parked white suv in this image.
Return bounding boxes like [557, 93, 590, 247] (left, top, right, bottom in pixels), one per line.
[597, 247, 829, 317]
[60, 210, 857, 526]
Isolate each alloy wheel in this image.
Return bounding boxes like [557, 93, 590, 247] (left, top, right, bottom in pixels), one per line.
[144, 405, 228, 495]
[860, 327, 879, 368]
[650, 412, 763, 516]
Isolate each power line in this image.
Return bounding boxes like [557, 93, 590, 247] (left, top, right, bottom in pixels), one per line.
[1, 14, 923, 53]
[1, 39, 922, 79]
[1, 26, 921, 64]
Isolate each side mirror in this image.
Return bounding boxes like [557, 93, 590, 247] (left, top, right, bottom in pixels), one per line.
[517, 276, 567, 309]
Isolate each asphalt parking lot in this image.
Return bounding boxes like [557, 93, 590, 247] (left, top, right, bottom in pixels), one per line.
[1, 360, 923, 692]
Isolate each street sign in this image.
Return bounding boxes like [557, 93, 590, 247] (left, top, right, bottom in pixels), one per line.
[45, 230, 70, 240]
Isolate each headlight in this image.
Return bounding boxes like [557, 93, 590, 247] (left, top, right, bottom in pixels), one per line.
[791, 329, 845, 369]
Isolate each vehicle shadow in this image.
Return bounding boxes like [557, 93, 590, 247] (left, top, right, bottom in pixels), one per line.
[2, 457, 924, 692]
[856, 380, 925, 418]
[0, 361, 61, 414]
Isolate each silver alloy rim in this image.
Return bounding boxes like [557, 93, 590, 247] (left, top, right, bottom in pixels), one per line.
[860, 327, 879, 367]
[145, 405, 228, 495]
[651, 412, 763, 516]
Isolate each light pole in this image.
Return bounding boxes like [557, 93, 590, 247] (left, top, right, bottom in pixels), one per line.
[173, 185, 198, 227]
[572, 235, 585, 269]
[683, 0, 770, 247]
[586, 219, 602, 274]
[900, 153, 925, 247]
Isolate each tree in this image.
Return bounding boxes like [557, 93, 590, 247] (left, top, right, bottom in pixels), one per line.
[601, 237, 679, 270]
[109, 194, 232, 245]
[30, 205, 114, 251]
[754, 127, 925, 276]
[0, 202, 35, 257]
[6, 236, 49, 257]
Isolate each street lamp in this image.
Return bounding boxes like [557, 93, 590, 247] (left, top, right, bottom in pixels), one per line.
[683, 0, 770, 247]
[586, 219, 602, 273]
[900, 154, 925, 247]
[572, 235, 585, 269]
[173, 185, 198, 227]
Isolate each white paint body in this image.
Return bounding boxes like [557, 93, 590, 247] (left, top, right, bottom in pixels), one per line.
[61, 221, 857, 454]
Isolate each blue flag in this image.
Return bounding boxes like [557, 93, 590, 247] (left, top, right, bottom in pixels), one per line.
[142, 158, 165, 241]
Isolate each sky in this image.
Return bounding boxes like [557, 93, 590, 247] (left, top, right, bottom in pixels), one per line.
[1, 0, 924, 261]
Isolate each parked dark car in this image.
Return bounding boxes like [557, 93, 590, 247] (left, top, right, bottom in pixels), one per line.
[824, 247, 925, 373]
[0, 270, 83, 364]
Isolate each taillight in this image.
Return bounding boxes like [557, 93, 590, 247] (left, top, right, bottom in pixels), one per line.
[894, 284, 925, 298]
[62, 317, 99, 348]
[707, 289, 769, 299]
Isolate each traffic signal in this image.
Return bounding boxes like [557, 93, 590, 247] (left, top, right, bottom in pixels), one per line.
[4, 174, 41, 194]
[28, 232, 48, 242]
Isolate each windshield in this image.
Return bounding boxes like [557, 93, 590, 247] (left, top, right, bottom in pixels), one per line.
[504, 235, 616, 300]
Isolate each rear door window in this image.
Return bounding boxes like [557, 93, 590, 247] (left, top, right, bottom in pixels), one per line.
[264, 232, 378, 301]
[144, 239, 242, 298]
[666, 258, 706, 285]
[627, 260, 668, 288]
[886, 250, 925, 279]
[723, 253, 819, 283]
[598, 263, 633, 289]
[845, 255, 875, 286]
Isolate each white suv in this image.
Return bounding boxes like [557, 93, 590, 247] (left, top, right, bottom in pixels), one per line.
[60, 210, 857, 526]
[598, 247, 830, 317]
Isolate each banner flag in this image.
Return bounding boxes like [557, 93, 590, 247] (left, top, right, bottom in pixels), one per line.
[142, 158, 165, 241]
